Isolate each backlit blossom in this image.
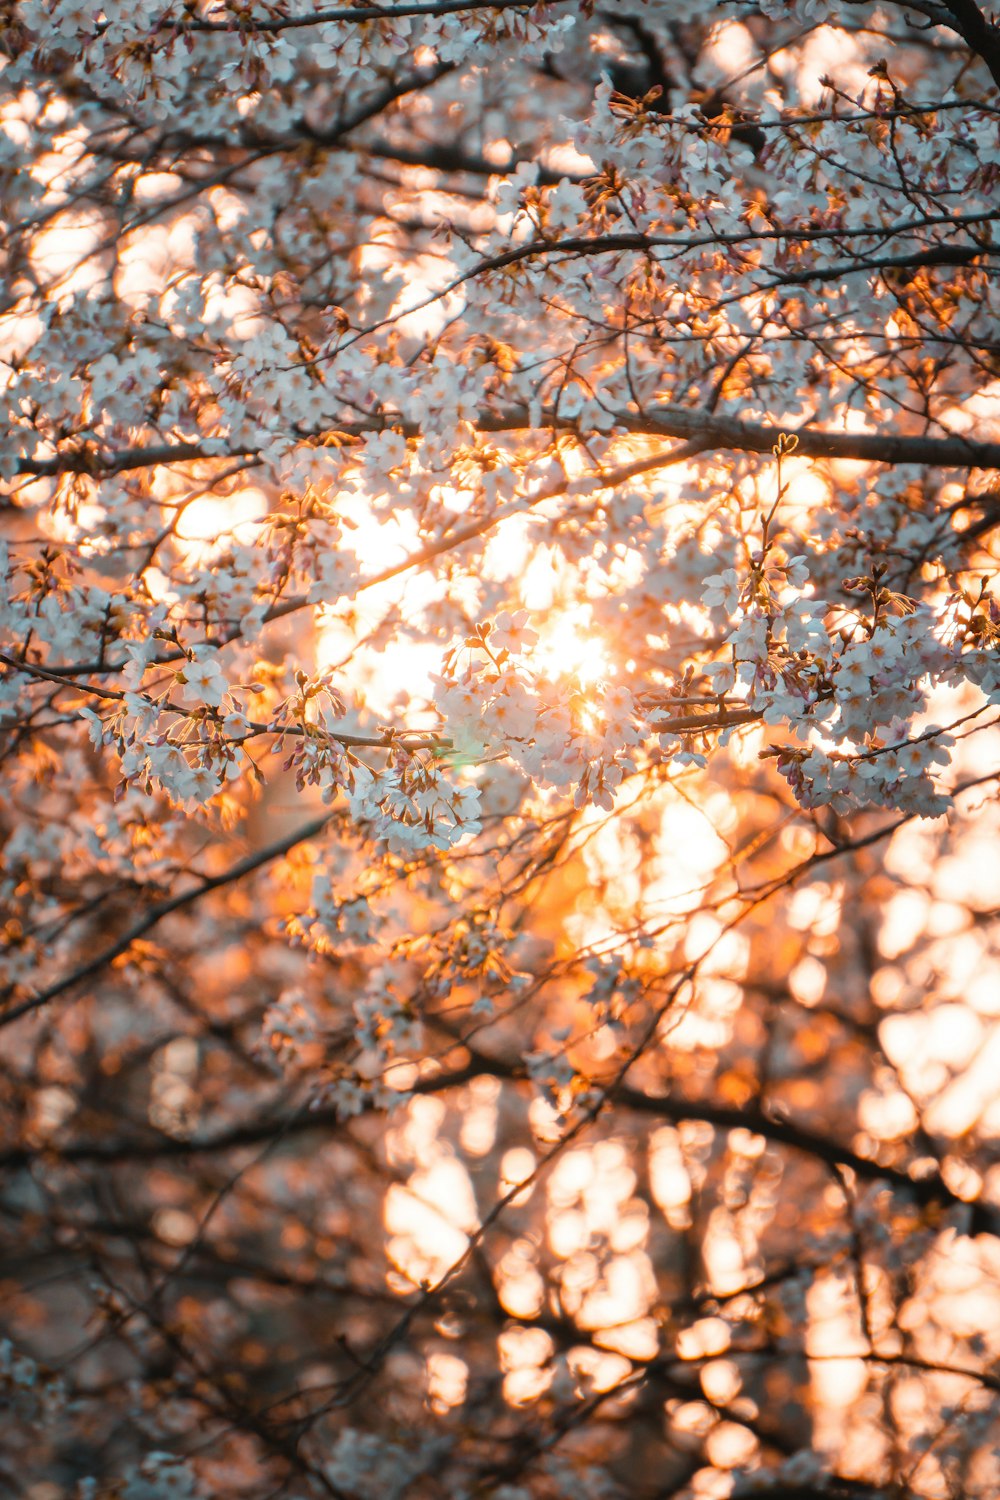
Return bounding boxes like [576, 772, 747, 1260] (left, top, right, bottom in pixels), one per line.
[2, 7, 999, 1499]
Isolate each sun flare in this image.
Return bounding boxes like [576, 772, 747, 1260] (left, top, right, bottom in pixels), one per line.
[531, 605, 614, 689]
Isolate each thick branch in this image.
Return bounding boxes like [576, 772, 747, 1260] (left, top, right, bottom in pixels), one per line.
[8, 1058, 996, 1236]
[144, 0, 579, 33]
[937, 0, 1000, 88]
[16, 403, 1000, 480]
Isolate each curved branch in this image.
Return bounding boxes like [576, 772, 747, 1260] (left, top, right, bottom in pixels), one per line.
[0, 812, 334, 1030]
[9, 1053, 996, 1235]
[17, 402, 1000, 481]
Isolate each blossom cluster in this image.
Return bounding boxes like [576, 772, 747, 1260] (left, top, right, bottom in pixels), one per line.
[1, 3, 999, 1497]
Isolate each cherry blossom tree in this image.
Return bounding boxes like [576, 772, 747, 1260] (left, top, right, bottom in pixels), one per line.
[2, 1, 1000, 1497]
